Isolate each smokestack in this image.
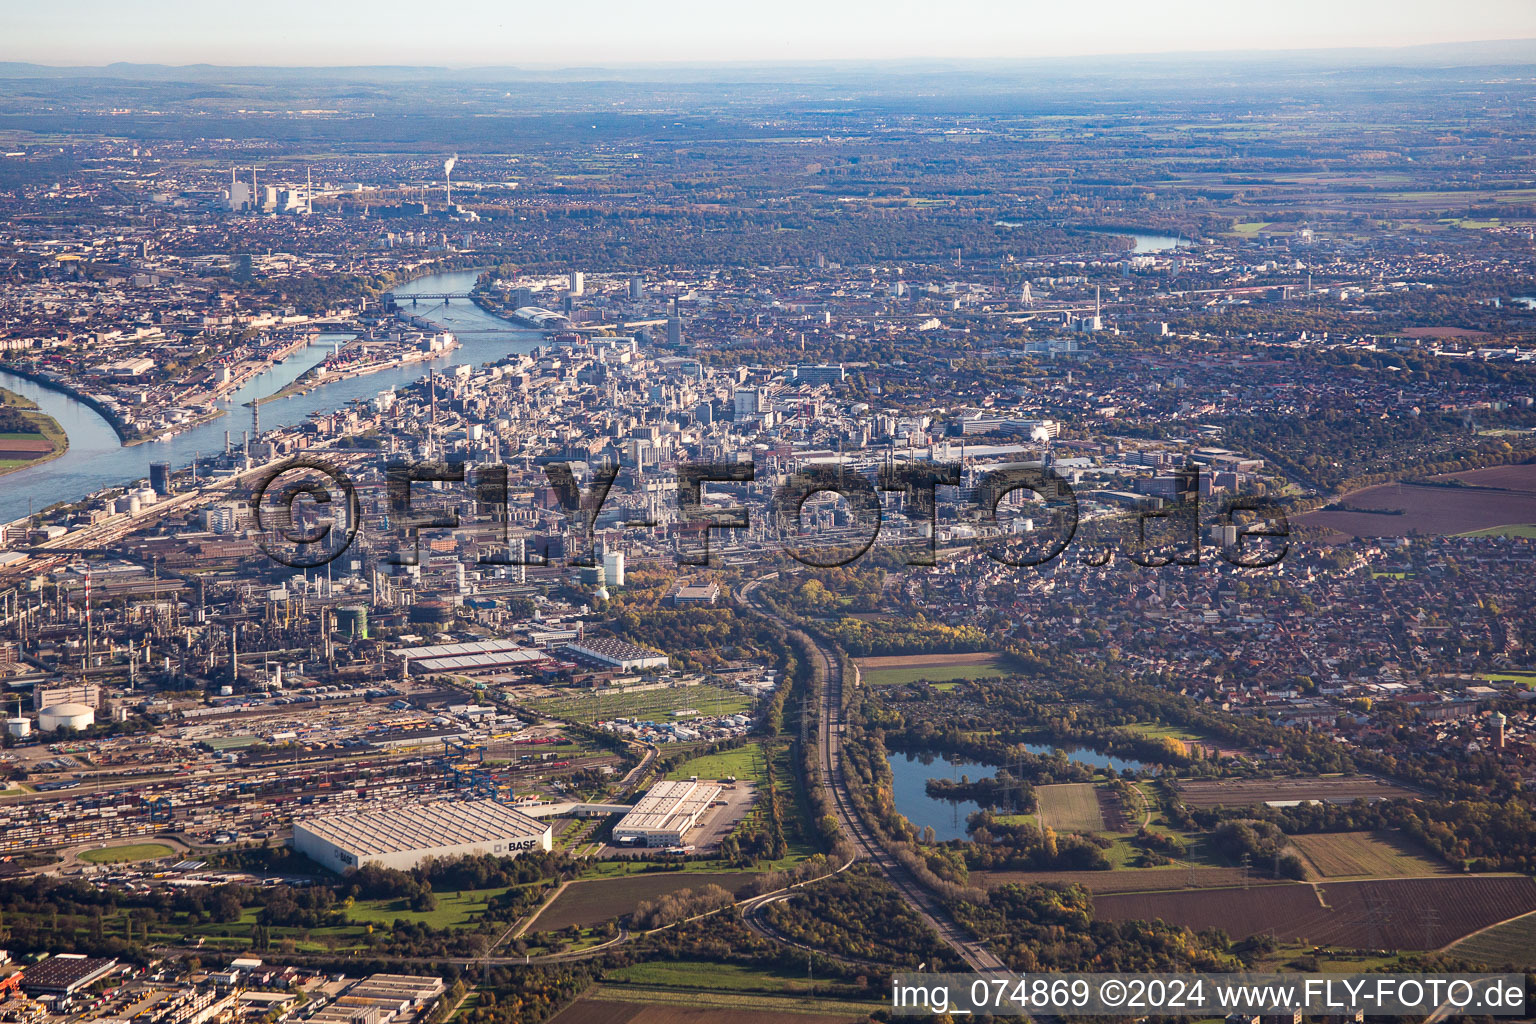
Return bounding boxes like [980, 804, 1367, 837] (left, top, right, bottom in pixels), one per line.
[443, 153, 457, 209]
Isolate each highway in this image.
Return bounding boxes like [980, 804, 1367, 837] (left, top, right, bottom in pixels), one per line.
[740, 575, 1007, 974]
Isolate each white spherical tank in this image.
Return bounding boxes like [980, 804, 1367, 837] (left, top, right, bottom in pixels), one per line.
[38, 702, 95, 732]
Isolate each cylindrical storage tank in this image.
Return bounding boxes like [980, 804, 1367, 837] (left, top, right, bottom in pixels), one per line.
[408, 600, 452, 625]
[38, 702, 95, 732]
[337, 605, 369, 639]
[6, 717, 31, 737]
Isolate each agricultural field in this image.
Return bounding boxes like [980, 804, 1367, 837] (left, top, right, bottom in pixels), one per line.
[527, 872, 759, 932]
[602, 961, 858, 997]
[551, 990, 870, 1024]
[1174, 775, 1418, 809]
[1298, 464, 1536, 539]
[1036, 783, 1104, 832]
[856, 651, 1011, 686]
[1445, 910, 1536, 967]
[77, 843, 175, 864]
[1459, 524, 1536, 538]
[977, 867, 1275, 893]
[529, 683, 752, 725]
[1289, 831, 1447, 880]
[1094, 876, 1536, 949]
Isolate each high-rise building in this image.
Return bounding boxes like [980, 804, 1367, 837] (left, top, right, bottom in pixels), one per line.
[666, 316, 683, 347]
[629, 275, 644, 301]
[733, 387, 766, 420]
[795, 363, 846, 386]
[568, 271, 585, 295]
[149, 462, 172, 496]
[602, 549, 626, 588]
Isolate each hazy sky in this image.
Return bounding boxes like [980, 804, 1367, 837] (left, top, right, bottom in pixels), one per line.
[6, 0, 1536, 66]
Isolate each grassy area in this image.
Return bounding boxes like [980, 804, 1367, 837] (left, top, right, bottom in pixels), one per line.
[1036, 782, 1104, 832]
[858, 654, 1011, 686]
[78, 843, 175, 864]
[347, 886, 511, 928]
[666, 745, 766, 784]
[1477, 671, 1536, 687]
[1124, 721, 1208, 744]
[1289, 831, 1446, 880]
[530, 684, 751, 725]
[1230, 221, 1270, 235]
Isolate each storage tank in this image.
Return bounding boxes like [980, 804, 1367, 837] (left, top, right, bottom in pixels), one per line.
[38, 702, 95, 732]
[6, 717, 31, 738]
[337, 605, 369, 639]
[408, 600, 452, 625]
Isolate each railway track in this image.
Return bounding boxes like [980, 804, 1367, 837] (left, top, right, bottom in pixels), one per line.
[740, 576, 1006, 974]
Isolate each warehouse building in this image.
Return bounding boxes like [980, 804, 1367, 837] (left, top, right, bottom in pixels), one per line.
[612, 778, 722, 847]
[20, 954, 118, 995]
[294, 799, 551, 872]
[388, 638, 550, 677]
[564, 637, 670, 672]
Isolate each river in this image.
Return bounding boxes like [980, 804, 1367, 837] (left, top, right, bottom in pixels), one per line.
[0, 268, 542, 524]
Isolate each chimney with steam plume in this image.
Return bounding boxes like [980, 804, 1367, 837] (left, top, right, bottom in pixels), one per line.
[444, 153, 457, 209]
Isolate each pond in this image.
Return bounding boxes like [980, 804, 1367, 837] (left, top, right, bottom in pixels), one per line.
[1020, 741, 1147, 774]
[888, 742, 1148, 842]
[887, 750, 1000, 842]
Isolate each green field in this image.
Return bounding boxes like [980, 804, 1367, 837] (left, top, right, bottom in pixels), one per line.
[530, 683, 752, 725]
[1477, 671, 1536, 687]
[1124, 722, 1208, 745]
[78, 843, 175, 864]
[1289, 831, 1446, 880]
[1446, 910, 1536, 966]
[1230, 221, 1270, 235]
[347, 885, 512, 928]
[858, 654, 1011, 686]
[1036, 783, 1104, 832]
[667, 744, 766, 784]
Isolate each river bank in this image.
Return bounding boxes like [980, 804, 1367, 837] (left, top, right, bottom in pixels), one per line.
[0, 387, 68, 478]
[0, 265, 543, 526]
[0, 362, 132, 445]
[265, 337, 461, 402]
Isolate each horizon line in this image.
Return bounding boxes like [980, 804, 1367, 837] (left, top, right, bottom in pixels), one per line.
[4, 37, 1536, 73]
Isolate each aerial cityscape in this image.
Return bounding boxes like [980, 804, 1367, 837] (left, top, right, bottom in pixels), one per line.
[0, 8, 1535, 1023]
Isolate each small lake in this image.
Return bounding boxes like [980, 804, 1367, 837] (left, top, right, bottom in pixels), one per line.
[888, 751, 999, 842]
[1020, 741, 1146, 773]
[889, 743, 1148, 842]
